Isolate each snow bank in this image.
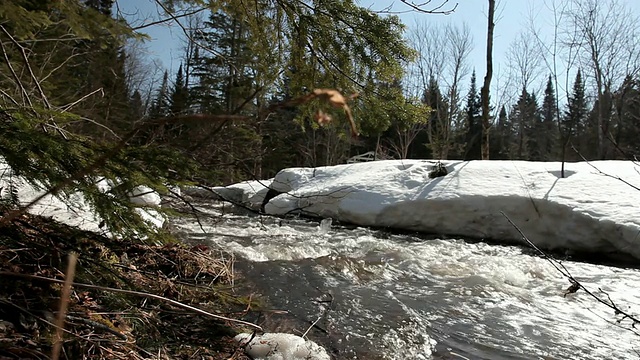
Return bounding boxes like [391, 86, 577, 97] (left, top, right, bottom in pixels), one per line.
[234, 333, 330, 360]
[0, 158, 165, 232]
[128, 185, 162, 206]
[229, 160, 640, 261]
[183, 179, 272, 209]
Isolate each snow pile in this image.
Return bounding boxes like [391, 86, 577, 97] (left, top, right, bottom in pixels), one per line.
[128, 185, 162, 206]
[234, 333, 330, 360]
[183, 180, 272, 209]
[224, 160, 640, 261]
[0, 158, 165, 232]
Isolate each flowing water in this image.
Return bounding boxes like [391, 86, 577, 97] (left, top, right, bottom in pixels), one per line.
[174, 202, 640, 360]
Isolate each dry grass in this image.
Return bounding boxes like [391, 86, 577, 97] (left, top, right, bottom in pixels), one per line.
[0, 211, 253, 359]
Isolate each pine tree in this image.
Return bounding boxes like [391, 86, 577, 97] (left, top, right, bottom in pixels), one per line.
[130, 90, 144, 121]
[170, 64, 189, 116]
[423, 77, 449, 159]
[611, 75, 640, 158]
[463, 71, 482, 160]
[490, 105, 510, 159]
[525, 92, 542, 161]
[540, 76, 558, 160]
[0, 0, 200, 239]
[149, 71, 170, 120]
[508, 88, 540, 160]
[562, 69, 588, 159]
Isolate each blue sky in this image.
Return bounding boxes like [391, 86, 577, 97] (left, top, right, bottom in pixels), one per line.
[118, 0, 640, 104]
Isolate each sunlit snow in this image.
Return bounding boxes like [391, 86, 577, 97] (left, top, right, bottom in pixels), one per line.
[0, 158, 165, 232]
[234, 333, 330, 360]
[216, 160, 640, 261]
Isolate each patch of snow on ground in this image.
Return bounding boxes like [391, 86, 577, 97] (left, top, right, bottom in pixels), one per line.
[222, 160, 640, 261]
[234, 333, 330, 360]
[0, 158, 165, 232]
[128, 185, 162, 206]
[182, 179, 272, 208]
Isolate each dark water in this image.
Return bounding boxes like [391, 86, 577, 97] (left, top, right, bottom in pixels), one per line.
[175, 203, 640, 360]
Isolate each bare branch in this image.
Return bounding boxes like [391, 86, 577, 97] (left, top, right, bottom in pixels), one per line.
[130, 7, 207, 31]
[501, 211, 640, 327]
[0, 25, 51, 110]
[374, 0, 458, 15]
[0, 29, 32, 107]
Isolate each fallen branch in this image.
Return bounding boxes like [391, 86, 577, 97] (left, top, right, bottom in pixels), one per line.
[0, 271, 263, 331]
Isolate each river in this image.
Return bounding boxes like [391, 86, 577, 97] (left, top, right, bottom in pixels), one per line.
[173, 201, 640, 360]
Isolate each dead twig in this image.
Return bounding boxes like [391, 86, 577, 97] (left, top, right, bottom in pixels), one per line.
[52, 252, 78, 360]
[501, 211, 640, 326]
[571, 144, 640, 192]
[65, 315, 128, 340]
[0, 29, 32, 108]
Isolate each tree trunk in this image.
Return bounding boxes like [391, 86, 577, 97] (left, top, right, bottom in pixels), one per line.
[480, 0, 495, 160]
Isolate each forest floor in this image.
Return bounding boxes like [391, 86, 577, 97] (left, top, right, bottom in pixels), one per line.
[0, 211, 254, 359]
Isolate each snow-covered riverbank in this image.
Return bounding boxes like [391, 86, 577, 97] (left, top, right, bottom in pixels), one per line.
[202, 160, 640, 262]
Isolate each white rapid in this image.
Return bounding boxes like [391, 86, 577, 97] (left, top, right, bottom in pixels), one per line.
[174, 203, 640, 360]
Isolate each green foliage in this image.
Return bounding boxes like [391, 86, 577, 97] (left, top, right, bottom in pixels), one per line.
[0, 107, 200, 238]
[464, 71, 482, 160]
[540, 76, 559, 160]
[612, 76, 640, 157]
[490, 105, 510, 159]
[563, 70, 588, 145]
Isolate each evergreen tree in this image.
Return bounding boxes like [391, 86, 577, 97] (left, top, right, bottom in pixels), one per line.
[509, 88, 539, 160]
[149, 71, 170, 120]
[540, 76, 558, 160]
[130, 90, 144, 121]
[463, 71, 482, 160]
[562, 69, 588, 160]
[525, 92, 542, 161]
[0, 0, 200, 239]
[611, 75, 640, 158]
[490, 105, 510, 159]
[424, 77, 449, 158]
[170, 64, 189, 116]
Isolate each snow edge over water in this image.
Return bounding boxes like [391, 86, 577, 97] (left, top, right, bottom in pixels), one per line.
[213, 160, 640, 262]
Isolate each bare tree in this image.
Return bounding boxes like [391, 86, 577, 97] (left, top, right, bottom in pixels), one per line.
[528, 0, 580, 176]
[388, 120, 428, 159]
[481, 0, 496, 160]
[442, 23, 473, 159]
[567, 0, 640, 159]
[407, 21, 446, 89]
[406, 22, 473, 159]
[507, 31, 543, 91]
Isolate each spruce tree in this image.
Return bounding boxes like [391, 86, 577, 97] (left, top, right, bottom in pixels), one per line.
[540, 76, 558, 160]
[149, 71, 170, 120]
[525, 92, 542, 161]
[170, 64, 189, 116]
[490, 105, 510, 159]
[562, 69, 588, 158]
[423, 77, 449, 158]
[612, 76, 640, 158]
[463, 71, 482, 160]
